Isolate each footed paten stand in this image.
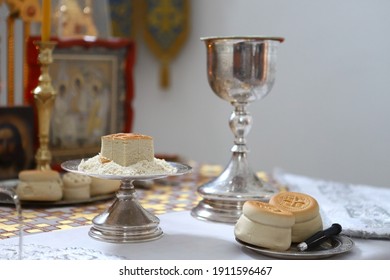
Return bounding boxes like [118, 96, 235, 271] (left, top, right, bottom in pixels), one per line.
[62, 159, 191, 243]
[191, 36, 284, 224]
[90, 179, 162, 242]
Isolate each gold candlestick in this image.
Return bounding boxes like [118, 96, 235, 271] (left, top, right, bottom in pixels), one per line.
[32, 41, 57, 170]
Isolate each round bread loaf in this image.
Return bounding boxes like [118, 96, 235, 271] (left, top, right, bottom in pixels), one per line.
[63, 186, 90, 200]
[90, 177, 120, 196]
[16, 170, 63, 201]
[63, 172, 92, 188]
[269, 191, 320, 223]
[291, 214, 323, 242]
[19, 169, 60, 182]
[235, 200, 295, 251]
[235, 215, 292, 251]
[269, 191, 323, 242]
[62, 172, 91, 200]
[243, 200, 295, 227]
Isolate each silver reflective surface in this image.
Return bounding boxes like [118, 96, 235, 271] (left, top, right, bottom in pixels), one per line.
[62, 159, 192, 243]
[61, 159, 192, 180]
[204, 36, 283, 103]
[192, 36, 283, 223]
[236, 235, 354, 260]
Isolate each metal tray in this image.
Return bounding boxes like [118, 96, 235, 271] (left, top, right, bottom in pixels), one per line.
[0, 179, 114, 207]
[236, 235, 354, 259]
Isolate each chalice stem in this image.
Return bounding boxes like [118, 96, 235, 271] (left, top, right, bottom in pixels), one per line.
[230, 103, 252, 153]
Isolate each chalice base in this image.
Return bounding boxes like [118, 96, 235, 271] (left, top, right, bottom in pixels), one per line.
[191, 152, 277, 223]
[89, 190, 163, 243]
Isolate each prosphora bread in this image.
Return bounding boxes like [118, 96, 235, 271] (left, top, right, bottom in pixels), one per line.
[234, 201, 295, 251]
[62, 172, 91, 200]
[90, 177, 121, 196]
[269, 191, 323, 242]
[100, 133, 154, 166]
[290, 214, 323, 242]
[16, 170, 63, 201]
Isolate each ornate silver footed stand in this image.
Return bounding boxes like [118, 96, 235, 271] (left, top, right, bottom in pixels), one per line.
[62, 159, 191, 243]
[191, 36, 284, 223]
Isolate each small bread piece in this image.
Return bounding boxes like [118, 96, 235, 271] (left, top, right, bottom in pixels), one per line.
[235, 201, 295, 251]
[90, 177, 120, 196]
[101, 133, 154, 166]
[269, 191, 323, 242]
[16, 170, 63, 201]
[18, 170, 60, 182]
[62, 172, 91, 200]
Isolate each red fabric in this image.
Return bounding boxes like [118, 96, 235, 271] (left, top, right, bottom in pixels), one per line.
[25, 36, 136, 133]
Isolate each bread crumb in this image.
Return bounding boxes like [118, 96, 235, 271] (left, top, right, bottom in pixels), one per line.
[78, 154, 176, 176]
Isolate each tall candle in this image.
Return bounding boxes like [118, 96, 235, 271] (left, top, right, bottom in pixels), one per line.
[41, 0, 51, 41]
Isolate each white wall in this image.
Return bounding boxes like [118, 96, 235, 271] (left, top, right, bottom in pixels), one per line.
[132, 0, 390, 187]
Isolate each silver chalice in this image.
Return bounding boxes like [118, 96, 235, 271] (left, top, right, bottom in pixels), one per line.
[191, 36, 284, 223]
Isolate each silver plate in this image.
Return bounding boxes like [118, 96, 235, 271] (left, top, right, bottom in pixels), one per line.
[0, 179, 114, 207]
[1, 160, 192, 207]
[61, 159, 192, 181]
[236, 235, 354, 259]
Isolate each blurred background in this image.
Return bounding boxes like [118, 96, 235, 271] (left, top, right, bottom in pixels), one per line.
[134, 0, 390, 187]
[1, 0, 389, 187]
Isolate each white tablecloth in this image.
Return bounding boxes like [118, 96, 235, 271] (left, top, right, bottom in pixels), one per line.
[273, 170, 390, 239]
[0, 211, 389, 260]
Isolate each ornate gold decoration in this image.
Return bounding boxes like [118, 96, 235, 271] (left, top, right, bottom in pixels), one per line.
[19, 0, 41, 22]
[4, 0, 41, 105]
[109, 0, 138, 39]
[109, 0, 190, 89]
[5, 0, 19, 105]
[142, 0, 189, 89]
[54, 0, 98, 38]
[32, 41, 57, 170]
[6, 15, 15, 105]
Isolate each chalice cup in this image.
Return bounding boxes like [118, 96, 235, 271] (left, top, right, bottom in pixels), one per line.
[191, 36, 284, 223]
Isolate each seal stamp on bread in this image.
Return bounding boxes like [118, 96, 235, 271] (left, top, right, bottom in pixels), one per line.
[269, 191, 323, 242]
[243, 201, 295, 226]
[269, 191, 319, 222]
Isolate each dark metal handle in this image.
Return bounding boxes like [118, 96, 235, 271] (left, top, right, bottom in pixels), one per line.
[297, 223, 342, 251]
